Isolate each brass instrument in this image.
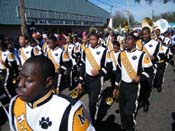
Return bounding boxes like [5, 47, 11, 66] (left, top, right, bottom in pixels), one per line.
[123, 20, 129, 33]
[105, 89, 119, 106]
[141, 17, 154, 32]
[105, 96, 114, 106]
[69, 87, 85, 99]
[12, 73, 18, 85]
[142, 17, 169, 34]
[155, 19, 169, 34]
[70, 89, 79, 99]
[88, 26, 98, 34]
[12, 78, 16, 84]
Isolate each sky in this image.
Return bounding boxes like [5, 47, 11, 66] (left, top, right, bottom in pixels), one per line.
[89, 0, 175, 22]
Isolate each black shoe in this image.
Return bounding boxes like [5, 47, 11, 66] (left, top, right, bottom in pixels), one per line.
[143, 103, 149, 112]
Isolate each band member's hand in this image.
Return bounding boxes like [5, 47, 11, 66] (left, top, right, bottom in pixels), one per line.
[0, 59, 5, 65]
[132, 75, 140, 83]
[76, 83, 83, 93]
[91, 69, 99, 76]
[149, 55, 155, 60]
[113, 89, 119, 98]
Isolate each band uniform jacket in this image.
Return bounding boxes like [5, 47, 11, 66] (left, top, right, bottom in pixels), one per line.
[9, 91, 95, 131]
[79, 45, 112, 83]
[46, 47, 70, 73]
[136, 39, 161, 64]
[115, 48, 153, 86]
[18, 45, 42, 66]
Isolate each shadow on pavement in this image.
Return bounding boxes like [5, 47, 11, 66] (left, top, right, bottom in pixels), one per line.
[95, 115, 121, 131]
[94, 87, 121, 131]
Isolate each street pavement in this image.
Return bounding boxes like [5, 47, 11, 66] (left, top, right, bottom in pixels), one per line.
[1, 65, 175, 131]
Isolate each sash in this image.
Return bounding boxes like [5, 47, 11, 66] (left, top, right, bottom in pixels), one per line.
[108, 42, 117, 67]
[81, 44, 86, 51]
[136, 40, 151, 57]
[63, 44, 68, 53]
[0, 51, 6, 69]
[14, 97, 32, 131]
[42, 42, 47, 54]
[47, 49, 60, 72]
[20, 48, 28, 62]
[121, 51, 137, 80]
[85, 48, 100, 71]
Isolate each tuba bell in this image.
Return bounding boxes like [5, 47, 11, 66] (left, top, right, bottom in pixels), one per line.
[88, 26, 98, 34]
[155, 19, 169, 34]
[141, 17, 154, 32]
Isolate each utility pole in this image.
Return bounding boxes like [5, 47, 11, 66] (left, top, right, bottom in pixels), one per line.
[110, 5, 113, 17]
[126, 0, 130, 30]
[152, 9, 154, 21]
[19, 0, 26, 35]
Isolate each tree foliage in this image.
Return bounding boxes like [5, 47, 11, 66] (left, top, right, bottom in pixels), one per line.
[112, 11, 135, 28]
[154, 12, 175, 22]
[136, 0, 175, 4]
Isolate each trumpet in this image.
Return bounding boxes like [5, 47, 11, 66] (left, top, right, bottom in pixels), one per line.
[12, 78, 16, 84]
[105, 96, 114, 106]
[105, 89, 119, 106]
[69, 87, 85, 99]
[70, 89, 79, 99]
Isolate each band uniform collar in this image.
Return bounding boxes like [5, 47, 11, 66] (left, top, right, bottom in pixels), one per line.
[28, 90, 53, 108]
[126, 47, 136, 53]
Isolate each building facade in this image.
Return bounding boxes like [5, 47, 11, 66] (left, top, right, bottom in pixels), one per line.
[0, 0, 110, 38]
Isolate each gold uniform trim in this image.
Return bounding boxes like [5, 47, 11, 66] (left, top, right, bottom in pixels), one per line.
[47, 49, 60, 72]
[85, 48, 100, 71]
[19, 48, 28, 62]
[0, 51, 6, 69]
[121, 51, 137, 80]
[33, 90, 52, 108]
[81, 44, 86, 51]
[72, 106, 89, 131]
[108, 42, 117, 66]
[136, 40, 151, 57]
[14, 97, 32, 131]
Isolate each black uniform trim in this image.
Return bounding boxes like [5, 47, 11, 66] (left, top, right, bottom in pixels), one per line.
[58, 94, 77, 131]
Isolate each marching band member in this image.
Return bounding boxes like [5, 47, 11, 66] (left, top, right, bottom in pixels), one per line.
[113, 33, 153, 131]
[136, 27, 160, 112]
[154, 37, 174, 92]
[76, 33, 112, 124]
[0, 40, 18, 99]
[18, 35, 42, 67]
[46, 34, 71, 92]
[9, 55, 95, 131]
[63, 36, 76, 89]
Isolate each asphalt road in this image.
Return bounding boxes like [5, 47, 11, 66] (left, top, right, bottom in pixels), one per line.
[1, 65, 175, 131]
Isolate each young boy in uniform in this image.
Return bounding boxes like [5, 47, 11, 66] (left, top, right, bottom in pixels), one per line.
[9, 55, 95, 131]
